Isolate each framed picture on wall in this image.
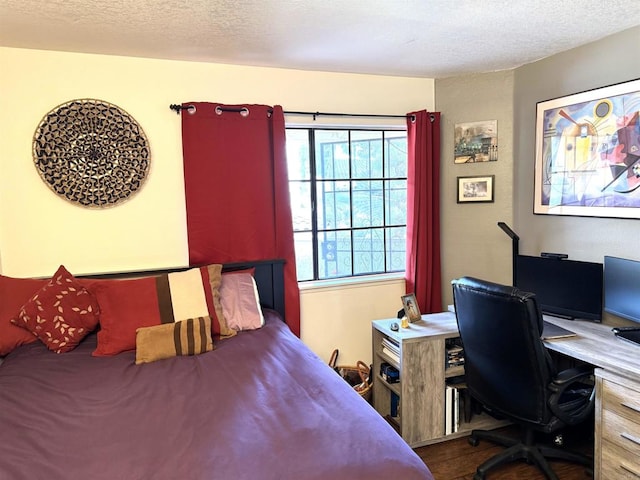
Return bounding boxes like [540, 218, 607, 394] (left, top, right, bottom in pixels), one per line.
[534, 78, 640, 219]
[454, 120, 498, 163]
[457, 175, 495, 203]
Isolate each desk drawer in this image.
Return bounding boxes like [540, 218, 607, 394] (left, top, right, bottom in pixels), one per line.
[601, 439, 640, 479]
[600, 374, 640, 477]
[602, 376, 640, 425]
[601, 407, 640, 457]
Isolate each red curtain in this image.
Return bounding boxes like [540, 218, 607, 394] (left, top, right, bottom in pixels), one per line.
[405, 110, 442, 314]
[181, 103, 300, 336]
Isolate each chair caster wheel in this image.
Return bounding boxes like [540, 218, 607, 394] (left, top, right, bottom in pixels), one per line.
[469, 437, 479, 447]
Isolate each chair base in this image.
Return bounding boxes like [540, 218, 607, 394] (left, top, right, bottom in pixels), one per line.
[469, 427, 593, 480]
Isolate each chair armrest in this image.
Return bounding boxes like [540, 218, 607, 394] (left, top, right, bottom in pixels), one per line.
[548, 365, 595, 425]
[550, 365, 593, 389]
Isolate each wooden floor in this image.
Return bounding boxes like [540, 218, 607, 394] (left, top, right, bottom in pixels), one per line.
[413, 425, 594, 479]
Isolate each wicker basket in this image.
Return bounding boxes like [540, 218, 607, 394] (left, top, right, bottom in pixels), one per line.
[329, 350, 372, 403]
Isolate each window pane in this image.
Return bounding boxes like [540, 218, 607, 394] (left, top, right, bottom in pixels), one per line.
[286, 126, 407, 281]
[317, 180, 350, 229]
[294, 231, 313, 281]
[318, 230, 352, 279]
[289, 181, 312, 231]
[386, 226, 406, 271]
[285, 129, 311, 180]
[385, 180, 407, 225]
[351, 131, 383, 179]
[353, 180, 383, 228]
[316, 130, 349, 180]
[353, 228, 385, 275]
[385, 133, 408, 178]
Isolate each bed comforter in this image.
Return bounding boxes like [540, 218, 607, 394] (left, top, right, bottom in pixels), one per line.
[0, 310, 434, 480]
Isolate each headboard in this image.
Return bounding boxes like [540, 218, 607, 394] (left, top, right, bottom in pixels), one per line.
[83, 259, 286, 320]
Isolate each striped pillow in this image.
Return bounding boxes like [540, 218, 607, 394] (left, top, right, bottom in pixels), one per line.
[135, 317, 213, 364]
[89, 264, 235, 357]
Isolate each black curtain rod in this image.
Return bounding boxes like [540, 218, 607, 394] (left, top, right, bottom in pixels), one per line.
[285, 110, 409, 120]
[169, 104, 411, 120]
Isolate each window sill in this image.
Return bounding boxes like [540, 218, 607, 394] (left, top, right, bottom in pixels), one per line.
[299, 272, 405, 293]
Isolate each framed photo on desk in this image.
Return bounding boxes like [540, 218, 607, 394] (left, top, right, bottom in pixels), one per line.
[401, 293, 421, 322]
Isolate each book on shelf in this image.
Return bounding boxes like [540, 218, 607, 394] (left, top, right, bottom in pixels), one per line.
[454, 388, 459, 432]
[445, 379, 467, 435]
[390, 391, 400, 418]
[445, 339, 465, 369]
[445, 385, 454, 435]
[381, 346, 400, 363]
[381, 337, 400, 354]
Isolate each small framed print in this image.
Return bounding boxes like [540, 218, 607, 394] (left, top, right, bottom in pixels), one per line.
[401, 293, 421, 322]
[457, 175, 495, 203]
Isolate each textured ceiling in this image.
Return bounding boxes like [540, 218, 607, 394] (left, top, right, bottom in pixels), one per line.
[1, 0, 639, 78]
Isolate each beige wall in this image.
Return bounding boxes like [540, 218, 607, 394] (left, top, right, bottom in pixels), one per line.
[513, 26, 640, 264]
[435, 27, 640, 316]
[3, 27, 637, 365]
[0, 46, 434, 365]
[513, 26, 640, 326]
[435, 71, 515, 307]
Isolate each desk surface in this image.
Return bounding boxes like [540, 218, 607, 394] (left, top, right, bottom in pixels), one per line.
[542, 315, 640, 380]
[375, 312, 640, 381]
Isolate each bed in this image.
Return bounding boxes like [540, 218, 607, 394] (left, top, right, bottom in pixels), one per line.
[0, 259, 434, 480]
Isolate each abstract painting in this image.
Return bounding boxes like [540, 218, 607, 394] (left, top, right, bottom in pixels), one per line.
[534, 79, 640, 218]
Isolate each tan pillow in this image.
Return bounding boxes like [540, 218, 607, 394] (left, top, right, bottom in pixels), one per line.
[135, 317, 214, 365]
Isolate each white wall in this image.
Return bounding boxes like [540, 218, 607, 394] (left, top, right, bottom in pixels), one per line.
[301, 276, 406, 366]
[0, 46, 435, 364]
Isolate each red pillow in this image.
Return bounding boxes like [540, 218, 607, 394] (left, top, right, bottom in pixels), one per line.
[11, 265, 100, 354]
[89, 264, 234, 357]
[0, 274, 48, 356]
[90, 276, 162, 356]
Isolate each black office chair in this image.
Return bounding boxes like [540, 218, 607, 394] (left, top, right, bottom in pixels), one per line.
[451, 277, 595, 480]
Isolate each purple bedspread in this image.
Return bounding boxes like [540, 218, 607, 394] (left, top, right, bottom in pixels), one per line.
[0, 311, 434, 480]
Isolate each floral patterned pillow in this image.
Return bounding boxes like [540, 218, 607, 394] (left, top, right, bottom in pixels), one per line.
[11, 265, 100, 354]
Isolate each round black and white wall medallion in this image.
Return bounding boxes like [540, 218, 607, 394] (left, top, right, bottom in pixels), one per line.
[33, 99, 150, 208]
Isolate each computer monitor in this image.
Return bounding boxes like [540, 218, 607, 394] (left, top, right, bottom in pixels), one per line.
[515, 255, 603, 321]
[604, 256, 640, 324]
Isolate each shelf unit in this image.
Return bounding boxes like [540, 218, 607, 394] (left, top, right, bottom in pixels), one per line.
[372, 312, 507, 447]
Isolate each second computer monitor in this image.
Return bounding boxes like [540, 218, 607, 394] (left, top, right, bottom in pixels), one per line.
[515, 255, 603, 321]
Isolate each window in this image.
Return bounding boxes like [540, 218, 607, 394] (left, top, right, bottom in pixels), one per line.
[286, 127, 407, 281]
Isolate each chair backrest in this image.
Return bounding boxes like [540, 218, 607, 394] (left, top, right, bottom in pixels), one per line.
[451, 276, 555, 425]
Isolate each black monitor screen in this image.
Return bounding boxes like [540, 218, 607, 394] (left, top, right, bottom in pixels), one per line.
[515, 255, 603, 321]
[604, 256, 640, 324]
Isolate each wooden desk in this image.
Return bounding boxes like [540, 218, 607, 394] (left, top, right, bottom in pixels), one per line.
[542, 316, 640, 479]
[372, 311, 640, 476]
[542, 315, 640, 379]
